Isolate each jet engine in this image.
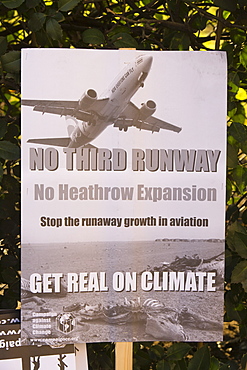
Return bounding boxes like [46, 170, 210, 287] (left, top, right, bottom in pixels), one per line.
[139, 100, 156, 120]
[78, 89, 97, 109]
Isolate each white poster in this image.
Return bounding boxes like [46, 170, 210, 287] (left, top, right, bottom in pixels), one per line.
[21, 49, 226, 343]
[0, 310, 77, 370]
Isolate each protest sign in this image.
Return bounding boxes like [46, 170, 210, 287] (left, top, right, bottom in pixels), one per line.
[21, 49, 226, 343]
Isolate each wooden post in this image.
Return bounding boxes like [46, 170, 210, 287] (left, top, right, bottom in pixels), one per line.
[115, 342, 133, 370]
[115, 47, 135, 370]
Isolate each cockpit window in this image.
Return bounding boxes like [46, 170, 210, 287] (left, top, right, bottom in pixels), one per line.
[136, 57, 143, 66]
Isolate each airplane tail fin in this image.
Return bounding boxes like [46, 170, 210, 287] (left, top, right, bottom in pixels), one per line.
[27, 138, 71, 147]
[27, 138, 97, 149]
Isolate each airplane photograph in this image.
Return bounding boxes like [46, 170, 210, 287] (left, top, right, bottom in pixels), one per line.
[22, 54, 181, 149]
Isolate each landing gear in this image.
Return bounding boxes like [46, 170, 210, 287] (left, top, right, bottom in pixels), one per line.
[118, 126, 128, 132]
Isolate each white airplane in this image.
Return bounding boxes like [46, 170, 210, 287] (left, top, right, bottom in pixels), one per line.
[22, 55, 181, 148]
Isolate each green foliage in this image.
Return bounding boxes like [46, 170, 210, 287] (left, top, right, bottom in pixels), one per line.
[28, 13, 46, 32]
[1, 51, 21, 73]
[187, 345, 210, 370]
[58, 0, 81, 12]
[82, 28, 105, 45]
[0, 0, 247, 368]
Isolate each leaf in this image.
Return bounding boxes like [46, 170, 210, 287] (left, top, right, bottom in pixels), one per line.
[166, 343, 191, 362]
[241, 353, 247, 369]
[213, 0, 237, 12]
[232, 166, 247, 191]
[82, 29, 105, 45]
[174, 359, 188, 370]
[0, 37, 7, 56]
[157, 360, 171, 370]
[0, 141, 20, 160]
[210, 356, 220, 370]
[235, 87, 247, 101]
[189, 13, 207, 30]
[228, 72, 240, 93]
[242, 279, 247, 292]
[13, 163, 20, 178]
[226, 178, 232, 203]
[0, 218, 19, 237]
[188, 346, 210, 370]
[225, 289, 246, 322]
[34, 29, 50, 47]
[1, 51, 21, 73]
[112, 32, 138, 48]
[1, 267, 18, 284]
[0, 254, 19, 268]
[170, 32, 190, 50]
[219, 365, 230, 370]
[108, 26, 131, 38]
[0, 295, 18, 309]
[0, 117, 7, 138]
[240, 46, 247, 68]
[222, 42, 234, 66]
[52, 12, 65, 23]
[226, 204, 239, 222]
[227, 143, 238, 169]
[46, 18, 63, 41]
[134, 349, 152, 367]
[230, 29, 246, 45]
[58, 0, 81, 11]
[6, 123, 20, 140]
[231, 103, 246, 124]
[0, 163, 3, 182]
[98, 353, 113, 369]
[242, 209, 247, 224]
[233, 232, 247, 258]
[1, 0, 24, 8]
[228, 103, 237, 118]
[226, 221, 247, 251]
[149, 345, 164, 360]
[2, 174, 20, 194]
[228, 122, 247, 143]
[238, 0, 247, 5]
[28, 13, 46, 32]
[26, 0, 41, 8]
[231, 260, 247, 290]
[0, 198, 14, 219]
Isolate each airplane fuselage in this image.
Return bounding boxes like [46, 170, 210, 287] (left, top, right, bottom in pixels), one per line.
[68, 55, 153, 148]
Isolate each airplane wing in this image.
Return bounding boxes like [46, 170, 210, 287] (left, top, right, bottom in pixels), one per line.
[22, 98, 109, 121]
[22, 100, 78, 109]
[114, 101, 181, 133]
[140, 115, 182, 133]
[22, 99, 78, 116]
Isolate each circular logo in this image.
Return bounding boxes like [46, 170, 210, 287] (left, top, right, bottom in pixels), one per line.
[56, 313, 76, 334]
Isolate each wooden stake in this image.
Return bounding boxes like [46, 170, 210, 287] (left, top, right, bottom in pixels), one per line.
[115, 342, 133, 370]
[115, 47, 135, 370]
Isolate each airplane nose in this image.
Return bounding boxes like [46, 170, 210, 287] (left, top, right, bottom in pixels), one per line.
[142, 55, 153, 73]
